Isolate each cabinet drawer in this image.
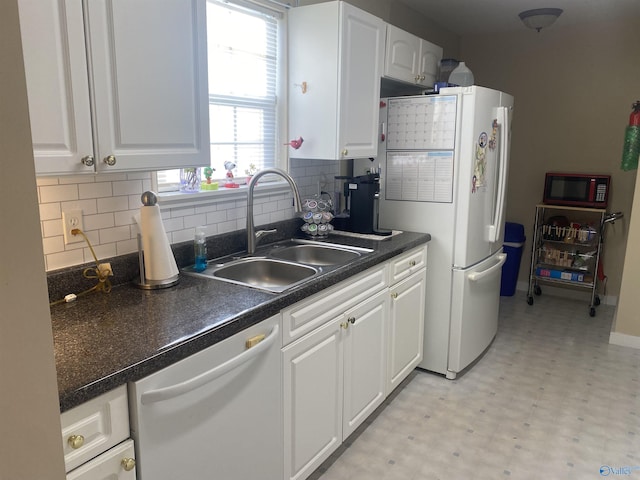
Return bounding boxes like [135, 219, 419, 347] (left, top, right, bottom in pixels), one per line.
[282, 264, 387, 346]
[61, 385, 130, 473]
[388, 245, 427, 285]
[67, 439, 136, 480]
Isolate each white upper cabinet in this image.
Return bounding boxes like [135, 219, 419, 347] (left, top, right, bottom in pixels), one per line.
[288, 1, 385, 160]
[384, 24, 442, 88]
[18, 0, 94, 175]
[19, 0, 210, 175]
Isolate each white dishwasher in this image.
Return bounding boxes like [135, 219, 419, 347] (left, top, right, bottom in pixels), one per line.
[129, 314, 282, 479]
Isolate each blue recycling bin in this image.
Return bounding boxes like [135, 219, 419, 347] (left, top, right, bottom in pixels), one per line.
[500, 222, 526, 296]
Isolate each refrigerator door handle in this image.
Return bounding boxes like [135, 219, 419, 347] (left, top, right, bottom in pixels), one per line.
[468, 253, 507, 282]
[487, 106, 510, 243]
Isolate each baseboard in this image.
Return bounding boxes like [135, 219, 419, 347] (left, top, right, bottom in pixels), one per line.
[515, 280, 618, 306]
[609, 331, 640, 350]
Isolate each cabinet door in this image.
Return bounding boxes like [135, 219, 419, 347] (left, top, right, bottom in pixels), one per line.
[60, 385, 129, 473]
[18, 0, 95, 175]
[337, 2, 385, 159]
[86, 0, 210, 172]
[288, 2, 384, 160]
[384, 24, 420, 84]
[388, 270, 426, 392]
[283, 318, 344, 480]
[342, 290, 388, 439]
[417, 39, 443, 87]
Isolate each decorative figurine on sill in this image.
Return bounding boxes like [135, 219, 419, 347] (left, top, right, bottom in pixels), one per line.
[223, 161, 239, 188]
[245, 163, 258, 185]
[201, 166, 218, 191]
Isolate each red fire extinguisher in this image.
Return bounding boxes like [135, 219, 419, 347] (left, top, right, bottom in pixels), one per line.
[621, 101, 640, 171]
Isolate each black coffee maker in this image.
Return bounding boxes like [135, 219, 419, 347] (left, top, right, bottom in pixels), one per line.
[333, 173, 391, 236]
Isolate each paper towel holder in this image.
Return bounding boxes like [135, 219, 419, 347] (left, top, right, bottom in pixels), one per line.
[135, 191, 180, 290]
[135, 233, 179, 289]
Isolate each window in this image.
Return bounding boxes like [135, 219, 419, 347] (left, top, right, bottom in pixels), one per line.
[157, 0, 283, 191]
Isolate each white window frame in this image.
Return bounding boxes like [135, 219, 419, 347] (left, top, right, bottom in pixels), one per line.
[157, 0, 290, 206]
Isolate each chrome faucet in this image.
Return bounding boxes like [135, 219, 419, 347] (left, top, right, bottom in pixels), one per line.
[247, 167, 302, 254]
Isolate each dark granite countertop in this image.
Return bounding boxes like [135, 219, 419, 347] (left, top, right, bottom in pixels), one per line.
[50, 228, 430, 412]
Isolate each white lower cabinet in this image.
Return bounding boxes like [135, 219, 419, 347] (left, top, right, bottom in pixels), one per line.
[387, 245, 428, 391]
[282, 265, 389, 480]
[60, 385, 135, 479]
[342, 290, 388, 439]
[387, 269, 426, 391]
[283, 316, 344, 480]
[283, 290, 389, 480]
[282, 245, 428, 480]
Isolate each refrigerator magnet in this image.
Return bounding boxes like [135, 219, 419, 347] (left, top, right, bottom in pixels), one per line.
[473, 132, 488, 190]
[489, 119, 498, 150]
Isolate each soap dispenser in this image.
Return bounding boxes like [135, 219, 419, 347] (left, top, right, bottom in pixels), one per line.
[194, 226, 207, 272]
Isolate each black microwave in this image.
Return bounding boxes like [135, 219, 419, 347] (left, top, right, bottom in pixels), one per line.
[543, 172, 610, 208]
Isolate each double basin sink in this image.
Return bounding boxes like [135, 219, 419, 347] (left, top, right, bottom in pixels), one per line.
[183, 239, 374, 293]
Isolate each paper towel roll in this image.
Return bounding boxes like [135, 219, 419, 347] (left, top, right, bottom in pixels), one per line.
[139, 204, 179, 281]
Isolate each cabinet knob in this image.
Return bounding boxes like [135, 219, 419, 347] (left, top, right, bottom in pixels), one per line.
[67, 434, 85, 449]
[348, 316, 356, 324]
[341, 149, 348, 156]
[103, 155, 117, 166]
[121, 457, 136, 472]
[391, 292, 398, 299]
[81, 155, 94, 167]
[340, 322, 349, 330]
[409, 260, 416, 267]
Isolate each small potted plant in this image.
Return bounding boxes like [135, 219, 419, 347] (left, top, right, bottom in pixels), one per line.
[245, 163, 258, 184]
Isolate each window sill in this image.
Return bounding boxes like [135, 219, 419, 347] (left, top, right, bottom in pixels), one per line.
[157, 181, 292, 209]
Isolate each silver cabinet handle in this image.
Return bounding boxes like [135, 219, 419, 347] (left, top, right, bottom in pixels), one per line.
[81, 155, 94, 167]
[103, 155, 117, 166]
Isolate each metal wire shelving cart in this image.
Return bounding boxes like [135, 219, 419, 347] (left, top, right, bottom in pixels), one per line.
[526, 204, 622, 317]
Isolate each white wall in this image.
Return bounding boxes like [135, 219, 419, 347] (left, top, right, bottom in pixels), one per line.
[0, 0, 66, 477]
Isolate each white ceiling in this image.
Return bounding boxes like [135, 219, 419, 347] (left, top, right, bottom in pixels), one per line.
[396, 0, 640, 35]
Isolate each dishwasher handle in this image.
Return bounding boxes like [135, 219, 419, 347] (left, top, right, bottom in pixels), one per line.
[467, 253, 507, 283]
[141, 324, 279, 405]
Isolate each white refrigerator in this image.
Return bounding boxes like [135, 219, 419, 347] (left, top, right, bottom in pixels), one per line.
[376, 86, 513, 379]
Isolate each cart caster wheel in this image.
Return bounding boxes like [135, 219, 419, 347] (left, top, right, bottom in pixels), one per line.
[527, 296, 534, 306]
[590, 307, 596, 317]
[534, 286, 542, 296]
[594, 296, 601, 306]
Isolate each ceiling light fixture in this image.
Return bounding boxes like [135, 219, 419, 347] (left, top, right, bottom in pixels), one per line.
[518, 8, 563, 32]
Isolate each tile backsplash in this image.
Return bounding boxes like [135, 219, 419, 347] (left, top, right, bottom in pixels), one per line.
[37, 159, 341, 272]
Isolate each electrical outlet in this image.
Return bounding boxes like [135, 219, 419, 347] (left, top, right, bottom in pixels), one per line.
[62, 209, 84, 244]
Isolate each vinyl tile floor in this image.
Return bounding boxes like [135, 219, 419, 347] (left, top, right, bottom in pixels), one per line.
[309, 294, 640, 480]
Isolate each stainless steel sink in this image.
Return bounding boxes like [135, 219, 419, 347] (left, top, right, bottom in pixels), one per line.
[270, 243, 365, 266]
[183, 239, 374, 293]
[187, 257, 318, 293]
